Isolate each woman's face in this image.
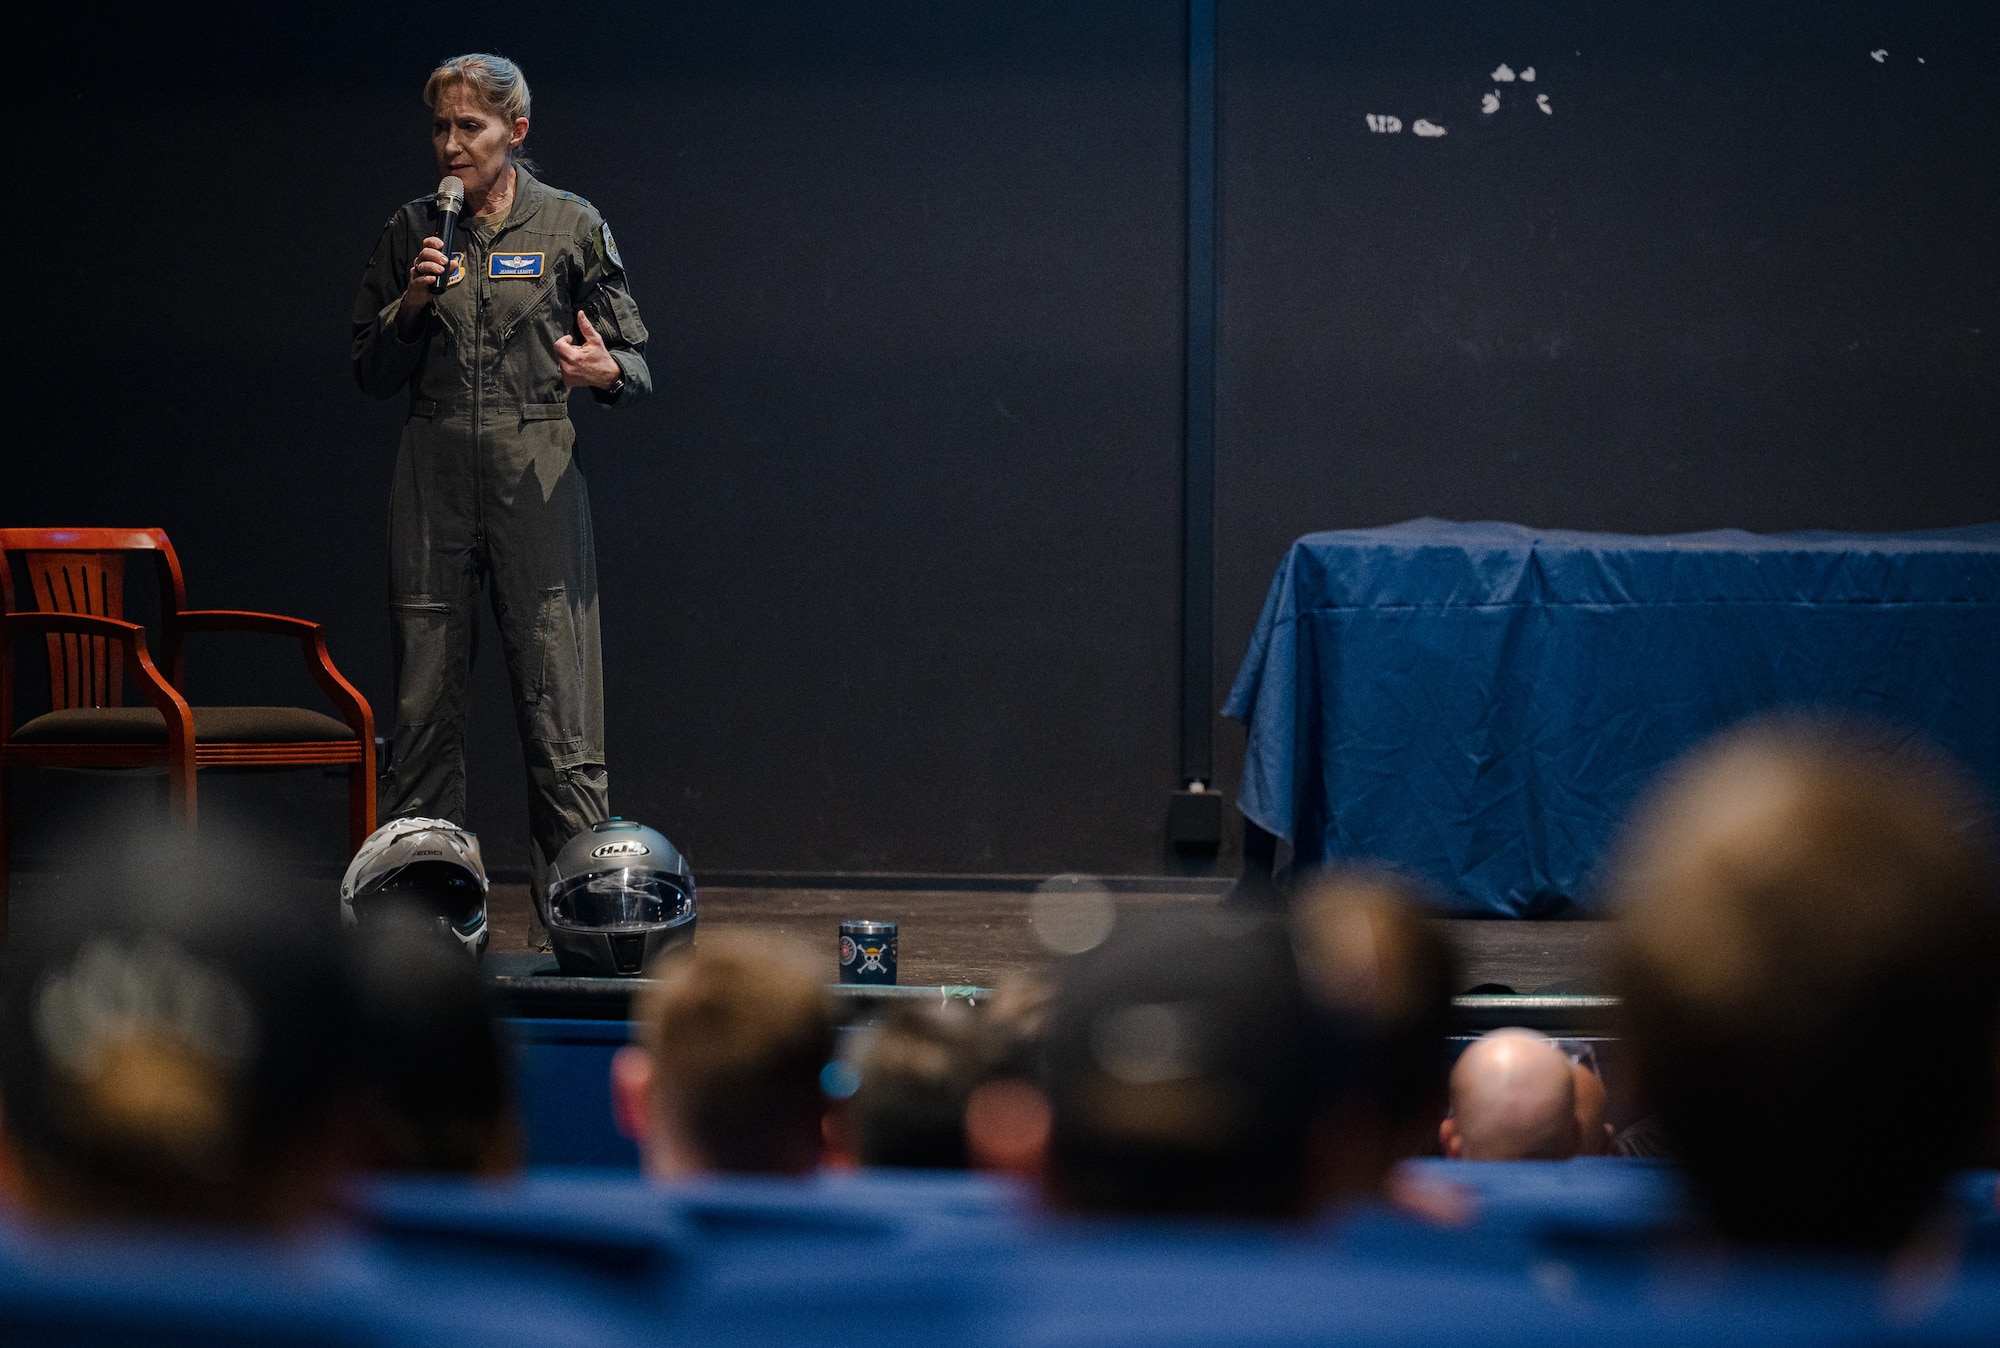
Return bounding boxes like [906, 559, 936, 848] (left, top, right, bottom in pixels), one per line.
[431, 87, 527, 201]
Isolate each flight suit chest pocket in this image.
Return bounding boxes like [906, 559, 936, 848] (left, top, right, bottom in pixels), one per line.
[493, 273, 559, 345]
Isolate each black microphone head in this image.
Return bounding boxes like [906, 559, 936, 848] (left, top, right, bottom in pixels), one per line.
[435, 176, 466, 215]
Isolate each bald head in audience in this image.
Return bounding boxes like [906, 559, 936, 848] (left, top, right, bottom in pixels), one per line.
[1440, 1030, 1579, 1160]
[1611, 718, 2000, 1248]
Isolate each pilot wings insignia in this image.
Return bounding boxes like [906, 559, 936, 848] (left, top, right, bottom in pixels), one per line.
[488, 252, 545, 278]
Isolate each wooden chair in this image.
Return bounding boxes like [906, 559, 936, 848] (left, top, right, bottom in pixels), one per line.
[0, 528, 376, 933]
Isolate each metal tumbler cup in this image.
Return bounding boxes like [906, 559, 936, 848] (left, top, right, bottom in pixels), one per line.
[838, 920, 898, 985]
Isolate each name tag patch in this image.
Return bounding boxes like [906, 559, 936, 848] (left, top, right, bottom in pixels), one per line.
[489, 252, 544, 278]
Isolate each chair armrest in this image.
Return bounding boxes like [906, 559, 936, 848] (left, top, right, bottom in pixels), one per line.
[166, 610, 375, 745]
[172, 609, 321, 638]
[5, 612, 148, 641]
[1, 612, 194, 749]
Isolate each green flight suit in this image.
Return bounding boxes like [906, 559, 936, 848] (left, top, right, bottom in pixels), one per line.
[351, 166, 651, 916]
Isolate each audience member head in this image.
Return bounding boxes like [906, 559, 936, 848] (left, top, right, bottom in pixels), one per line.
[612, 934, 834, 1178]
[352, 912, 518, 1174]
[1036, 908, 1317, 1219]
[1610, 717, 2000, 1248]
[0, 824, 356, 1227]
[1289, 871, 1460, 1195]
[1571, 1059, 1613, 1157]
[981, 970, 1056, 1060]
[961, 972, 1056, 1177]
[842, 972, 1057, 1173]
[1440, 1029, 1579, 1160]
[831, 1002, 986, 1169]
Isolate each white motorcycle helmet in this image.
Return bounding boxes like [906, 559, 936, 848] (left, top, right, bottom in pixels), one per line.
[341, 817, 490, 960]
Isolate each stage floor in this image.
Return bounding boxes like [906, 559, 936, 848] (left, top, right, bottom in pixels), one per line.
[486, 883, 1610, 994]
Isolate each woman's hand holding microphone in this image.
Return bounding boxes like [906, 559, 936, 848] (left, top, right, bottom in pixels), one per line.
[394, 235, 452, 337]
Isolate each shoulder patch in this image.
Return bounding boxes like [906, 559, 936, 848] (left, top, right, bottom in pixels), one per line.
[598, 222, 624, 270]
[556, 189, 594, 208]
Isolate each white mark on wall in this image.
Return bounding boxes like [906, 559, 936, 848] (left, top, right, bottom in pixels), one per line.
[1870, 49, 1887, 63]
[1366, 114, 1403, 133]
[1470, 59, 1560, 127]
[1413, 119, 1448, 137]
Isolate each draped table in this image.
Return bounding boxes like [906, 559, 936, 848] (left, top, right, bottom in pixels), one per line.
[1225, 519, 2000, 915]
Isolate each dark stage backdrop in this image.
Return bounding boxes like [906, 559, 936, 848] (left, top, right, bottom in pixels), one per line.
[14, 2, 1998, 879]
[1212, 1, 2000, 821]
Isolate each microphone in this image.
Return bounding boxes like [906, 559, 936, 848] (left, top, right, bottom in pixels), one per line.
[430, 176, 465, 293]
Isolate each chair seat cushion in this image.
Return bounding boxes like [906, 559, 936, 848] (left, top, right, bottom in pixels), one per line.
[11, 706, 357, 745]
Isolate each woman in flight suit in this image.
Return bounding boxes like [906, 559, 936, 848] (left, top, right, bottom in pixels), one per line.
[352, 53, 651, 924]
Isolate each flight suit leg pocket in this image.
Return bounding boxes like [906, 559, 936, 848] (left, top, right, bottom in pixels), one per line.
[387, 594, 472, 821]
[528, 583, 589, 741]
[522, 737, 610, 888]
[390, 595, 466, 727]
[547, 739, 609, 824]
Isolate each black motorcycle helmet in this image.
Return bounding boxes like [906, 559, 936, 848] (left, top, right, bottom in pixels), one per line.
[544, 819, 696, 977]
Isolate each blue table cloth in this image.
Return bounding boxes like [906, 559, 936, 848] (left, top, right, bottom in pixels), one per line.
[1225, 519, 2000, 916]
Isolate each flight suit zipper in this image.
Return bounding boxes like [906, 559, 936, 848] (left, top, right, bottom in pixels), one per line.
[472, 232, 487, 529]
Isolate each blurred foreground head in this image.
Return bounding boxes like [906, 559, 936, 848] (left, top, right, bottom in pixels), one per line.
[1441, 1029, 1578, 1161]
[1571, 1058, 1613, 1156]
[834, 1002, 983, 1169]
[352, 913, 517, 1174]
[0, 824, 355, 1226]
[1042, 909, 1315, 1219]
[1290, 871, 1459, 1194]
[1610, 719, 2000, 1248]
[841, 973, 1055, 1171]
[613, 933, 834, 1177]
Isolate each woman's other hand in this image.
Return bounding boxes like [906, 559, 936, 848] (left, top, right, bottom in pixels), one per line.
[555, 311, 623, 389]
[394, 236, 452, 336]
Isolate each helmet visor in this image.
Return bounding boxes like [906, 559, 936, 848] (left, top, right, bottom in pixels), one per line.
[548, 869, 691, 931]
[358, 860, 487, 933]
